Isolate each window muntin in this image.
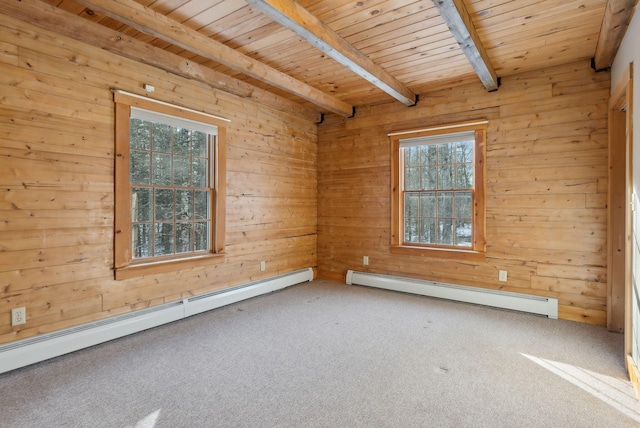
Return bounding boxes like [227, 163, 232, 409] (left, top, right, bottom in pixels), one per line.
[401, 132, 474, 247]
[390, 122, 486, 259]
[129, 113, 214, 259]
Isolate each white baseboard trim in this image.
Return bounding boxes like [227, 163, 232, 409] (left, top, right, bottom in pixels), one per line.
[0, 268, 314, 374]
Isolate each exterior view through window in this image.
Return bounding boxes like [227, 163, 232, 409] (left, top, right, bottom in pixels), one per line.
[402, 132, 474, 247]
[129, 110, 213, 259]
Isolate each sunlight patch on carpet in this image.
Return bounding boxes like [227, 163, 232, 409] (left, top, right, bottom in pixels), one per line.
[521, 353, 640, 423]
[126, 409, 161, 428]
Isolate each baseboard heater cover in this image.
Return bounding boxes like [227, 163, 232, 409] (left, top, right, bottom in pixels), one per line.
[0, 268, 313, 374]
[346, 270, 558, 319]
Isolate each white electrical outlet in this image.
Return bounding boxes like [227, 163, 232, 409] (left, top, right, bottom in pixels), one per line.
[363, 256, 369, 266]
[260, 261, 266, 272]
[11, 307, 26, 326]
[499, 270, 508, 282]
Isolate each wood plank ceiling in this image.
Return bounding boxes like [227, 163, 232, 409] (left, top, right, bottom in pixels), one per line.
[28, 0, 638, 116]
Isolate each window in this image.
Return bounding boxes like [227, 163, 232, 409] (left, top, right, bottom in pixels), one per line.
[390, 121, 486, 260]
[113, 91, 228, 279]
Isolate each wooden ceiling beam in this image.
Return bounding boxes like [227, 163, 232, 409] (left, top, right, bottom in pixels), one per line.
[245, 0, 417, 107]
[0, 0, 321, 122]
[432, 0, 499, 92]
[72, 0, 354, 117]
[593, 0, 638, 71]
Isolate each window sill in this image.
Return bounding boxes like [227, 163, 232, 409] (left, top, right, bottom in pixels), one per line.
[115, 253, 225, 280]
[390, 245, 486, 262]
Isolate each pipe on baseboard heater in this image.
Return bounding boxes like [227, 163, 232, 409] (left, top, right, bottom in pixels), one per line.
[0, 268, 313, 375]
[346, 270, 558, 319]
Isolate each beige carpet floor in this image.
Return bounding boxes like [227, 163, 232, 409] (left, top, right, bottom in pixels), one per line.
[1, 279, 639, 427]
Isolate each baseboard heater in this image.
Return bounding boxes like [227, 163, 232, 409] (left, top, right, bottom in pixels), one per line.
[346, 270, 558, 319]
[0, 268, 313, 375]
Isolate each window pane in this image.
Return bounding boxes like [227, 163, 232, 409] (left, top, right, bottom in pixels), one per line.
[154, 223, 174, 256]
[456, 163, 473, 188]
[132, 187, 152, 222]
[174, 128, 191, 156]
[455, 219, 472, 247]
[420, 192, 436, 218]
[130, 151, 150, 184]
[405, 192, 419, 217]
[193, 158, 208, 188]
[194, 190, 209, 220]
[155, 189, 174, 221]
[405, 218, 419, 243]
[420, 146, 438, 190]
[455, 192, 472, 219]
[194, 222, 208, 251]
[176, 222, 193, 254]
[132, 223, 152, 259]
[193, 132, 207, 157]
[176, 190, 193, 220]
[152, 153, 172, 185]
[456, 141, 473, 163]
[420, 217, 436, 244]
[405, 167, 420, 190]
[438, 164, 454, 189]
[437, 192, 453, 218]
[152, 123, 172, 152]
[437, 218, 454, 245]
[130, 119, 151, 150]
[174, 156, 191, 187]
[438, 144, 454, 164]
[404, 146, 420, 167]
[420, 145, 437, 168]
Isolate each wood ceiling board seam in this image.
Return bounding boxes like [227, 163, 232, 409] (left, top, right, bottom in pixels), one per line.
[366, 36, 465, 64]
[470, 0, 606, 24]
[486, 31, 601, 60]
[478, 14, 606, 45]
[232, 27, 297, 56]
[478, 15, 605, 42]
[465, 0, 520, 19]
[488, 34, 601, 64]
[368, 50, 462, 72]
[198, 6, 273, 41]
[350, 15, 453, 52]
[395, 62, 477, 82]
[474, 0, 606, 33]
[327, 1, 433, 42]
[308, 0, 393, 25]
[163, 0, 227, 24]
[312, 0, 404, 31]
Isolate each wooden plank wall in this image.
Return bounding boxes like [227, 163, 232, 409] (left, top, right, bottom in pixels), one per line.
[318, 60, 610, 325]
[0, 14, 317, 344]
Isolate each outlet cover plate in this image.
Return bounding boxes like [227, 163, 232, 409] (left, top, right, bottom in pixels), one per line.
[11, 307, 26, 326]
